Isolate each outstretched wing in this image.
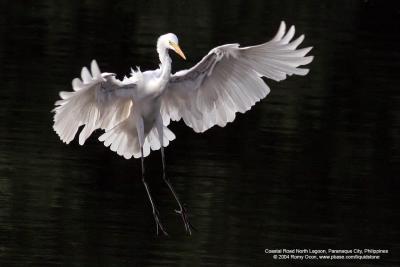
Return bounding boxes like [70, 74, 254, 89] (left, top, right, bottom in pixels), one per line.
[161, 21, 313, 132]
[53, 60, 137, 145]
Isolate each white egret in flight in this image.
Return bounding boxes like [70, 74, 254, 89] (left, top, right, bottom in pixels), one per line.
[52, 21, 313, 235]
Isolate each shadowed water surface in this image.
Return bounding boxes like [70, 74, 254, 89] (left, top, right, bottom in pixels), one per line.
[0, 0, 399, 266]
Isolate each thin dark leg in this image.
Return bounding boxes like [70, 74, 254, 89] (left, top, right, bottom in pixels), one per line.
[161, 147, 194, 235]
[141, 147, 168, 236]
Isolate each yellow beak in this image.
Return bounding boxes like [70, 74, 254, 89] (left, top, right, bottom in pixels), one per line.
[170, 42, 186, 60]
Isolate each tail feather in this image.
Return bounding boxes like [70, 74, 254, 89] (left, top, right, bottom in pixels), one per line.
[98, 115, 176, 159]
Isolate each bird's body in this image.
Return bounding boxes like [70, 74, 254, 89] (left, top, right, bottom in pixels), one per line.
[52, 22, 313, 235]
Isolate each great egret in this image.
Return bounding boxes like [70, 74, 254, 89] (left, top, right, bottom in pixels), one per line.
[52, 21, 313, 235]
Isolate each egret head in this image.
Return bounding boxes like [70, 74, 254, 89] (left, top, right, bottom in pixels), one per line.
[158, 33, 186, 60]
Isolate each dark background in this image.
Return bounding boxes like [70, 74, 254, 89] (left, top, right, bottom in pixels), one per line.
[0, 0, 399, 266]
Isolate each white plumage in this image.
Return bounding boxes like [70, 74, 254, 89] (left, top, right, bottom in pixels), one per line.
[53, 21, 313, 157]
[52, 21, 313, 235]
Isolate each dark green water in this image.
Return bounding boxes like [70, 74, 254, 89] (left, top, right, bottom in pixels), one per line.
[0, 0, 399, 266]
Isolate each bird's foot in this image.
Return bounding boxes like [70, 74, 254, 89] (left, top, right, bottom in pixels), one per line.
[175, 203, 195, 235]
[153, 209, 168, 236]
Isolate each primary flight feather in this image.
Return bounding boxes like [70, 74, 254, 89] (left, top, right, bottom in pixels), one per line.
[52, 21, 313, 235]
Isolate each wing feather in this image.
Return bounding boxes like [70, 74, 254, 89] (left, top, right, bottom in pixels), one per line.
[161, 21, 313, 133]
[52, 60, 137, 145]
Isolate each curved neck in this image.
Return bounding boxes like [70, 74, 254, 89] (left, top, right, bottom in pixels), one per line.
[157, 45, 172, 83]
